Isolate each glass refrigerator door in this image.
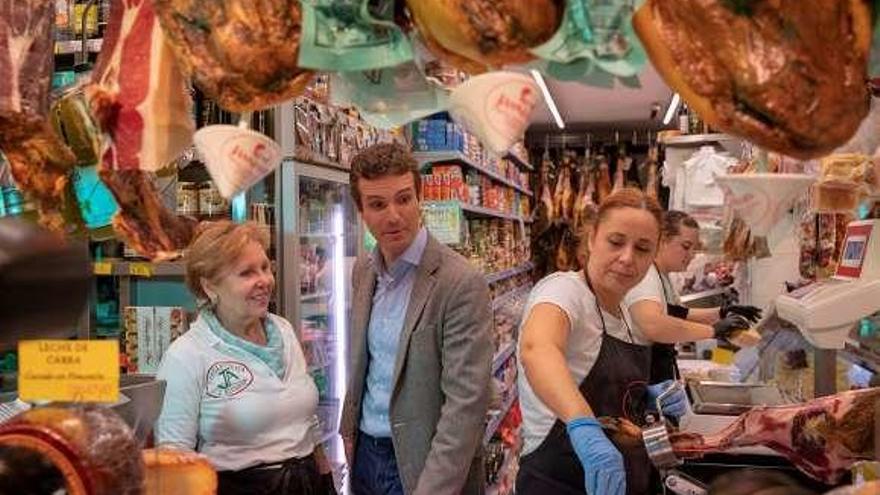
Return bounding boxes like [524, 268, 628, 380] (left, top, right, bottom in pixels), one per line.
[289, 163, 359, 483]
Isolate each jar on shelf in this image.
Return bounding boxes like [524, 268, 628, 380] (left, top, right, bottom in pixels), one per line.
[198, 181, 229, 220]
[176, 182, 199, 216]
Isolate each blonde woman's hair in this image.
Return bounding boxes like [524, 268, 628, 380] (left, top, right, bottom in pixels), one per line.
[185, 220, 270, 301]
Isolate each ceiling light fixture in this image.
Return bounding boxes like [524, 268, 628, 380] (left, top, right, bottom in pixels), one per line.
[662, 93, 681, 125]
[531, 69, 565, 130]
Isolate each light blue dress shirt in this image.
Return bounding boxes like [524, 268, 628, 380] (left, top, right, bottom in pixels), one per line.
[360, 227, 429, 437]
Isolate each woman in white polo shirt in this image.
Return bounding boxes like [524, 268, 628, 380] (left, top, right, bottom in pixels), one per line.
[156, 221, 334, 495]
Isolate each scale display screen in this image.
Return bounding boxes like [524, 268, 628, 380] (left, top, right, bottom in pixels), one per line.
[842, 239, 866, 265]
[836, 222, 874, 279]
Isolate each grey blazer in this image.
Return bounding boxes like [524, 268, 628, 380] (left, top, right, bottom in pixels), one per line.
[340, 233, 493, 495]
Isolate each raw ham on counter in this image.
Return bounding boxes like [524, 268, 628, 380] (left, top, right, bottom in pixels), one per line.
[87, 0, 196, 260]
[152, 0, 313, 112]
[0, 1, 77, 231]
[668, 388, 880, 484]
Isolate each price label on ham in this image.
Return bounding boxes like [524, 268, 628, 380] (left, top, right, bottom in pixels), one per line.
[129, 263, 153, 277]
[18, 340, 119, 403]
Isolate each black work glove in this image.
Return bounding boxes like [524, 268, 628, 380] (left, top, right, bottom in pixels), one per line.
[720, 303, 762, 324]
[712, 314, 752, 342]
[667, 303, 690, 319]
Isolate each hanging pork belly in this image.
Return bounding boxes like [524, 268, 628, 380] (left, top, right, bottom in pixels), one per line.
[87, 0, 197, 260]
[0, 1, 78, 232]
[405, 0, 564, 74]
[152, 0, 314, 112]
[634, 0, 873, 159]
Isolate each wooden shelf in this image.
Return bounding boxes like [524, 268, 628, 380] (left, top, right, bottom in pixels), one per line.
[485, 262, 534, 285]
[415, 151, 533, 197]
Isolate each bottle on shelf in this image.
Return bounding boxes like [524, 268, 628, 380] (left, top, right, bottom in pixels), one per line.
[678, 103, 690, 135]
[688, 106, 705, 135]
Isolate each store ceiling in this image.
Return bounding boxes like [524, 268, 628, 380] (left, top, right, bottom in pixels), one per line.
[528, 65, 674, 132]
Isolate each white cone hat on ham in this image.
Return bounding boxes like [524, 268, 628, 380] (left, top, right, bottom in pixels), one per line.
[449, 71, 539, 155]
[195, 125, 282, 199]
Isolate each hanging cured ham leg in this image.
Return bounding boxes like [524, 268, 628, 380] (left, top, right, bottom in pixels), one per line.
[152, 0, 313, 112]
[406, 0, 564, 73]
[644, 145, 659, 199]
[596, 155, 612, 203]
[87, 0, 197, 260]
[634, 0, 873, 159]
[0, 1, 77, 232]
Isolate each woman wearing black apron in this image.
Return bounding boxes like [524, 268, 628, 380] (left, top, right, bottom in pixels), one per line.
[516, 189, 691, 495]
[623, 211, 762, 383]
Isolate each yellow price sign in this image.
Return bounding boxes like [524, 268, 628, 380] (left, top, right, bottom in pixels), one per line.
[18, 340, 119, 403]
[93, 262, 113, 275]
[129, 262, 153, 277]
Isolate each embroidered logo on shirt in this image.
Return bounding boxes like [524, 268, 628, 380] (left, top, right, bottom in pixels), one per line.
[205, 361, 254, 398]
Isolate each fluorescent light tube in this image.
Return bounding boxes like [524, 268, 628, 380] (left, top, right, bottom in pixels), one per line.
[662, 93, 681, 125]
[531, 69, 565, 130]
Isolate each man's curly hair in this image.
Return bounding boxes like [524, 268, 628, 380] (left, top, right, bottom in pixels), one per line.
[349, 142, 421, 210]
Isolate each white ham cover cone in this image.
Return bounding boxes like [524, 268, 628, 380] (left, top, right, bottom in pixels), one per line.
[715, 174, 816, 236]
[449, 71, 539, 155]
[194, 125, 282, 198]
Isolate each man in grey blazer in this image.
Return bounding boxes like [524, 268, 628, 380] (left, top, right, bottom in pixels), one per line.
[340, 142, 493, 495]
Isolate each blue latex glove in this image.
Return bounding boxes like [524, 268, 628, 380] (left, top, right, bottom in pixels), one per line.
[646, 379, 688, 418]
[566, 417, 626, 495]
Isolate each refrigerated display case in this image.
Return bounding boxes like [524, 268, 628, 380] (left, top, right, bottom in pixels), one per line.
[275, 160, 360, 485]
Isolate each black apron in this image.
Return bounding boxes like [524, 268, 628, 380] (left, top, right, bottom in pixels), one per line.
[516, 285, 655, 495]
[217, 454, 333, 495]
[651, 266, 681, 383]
